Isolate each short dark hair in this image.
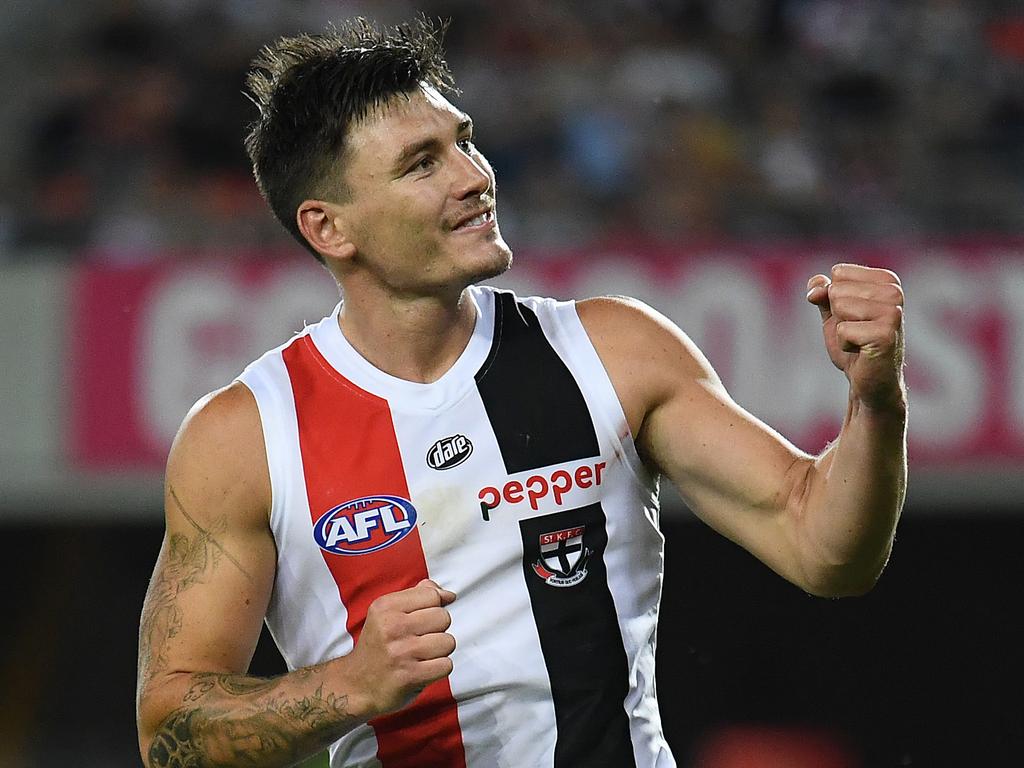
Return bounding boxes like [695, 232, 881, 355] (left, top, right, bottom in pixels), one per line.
[244, 17, 456, 262]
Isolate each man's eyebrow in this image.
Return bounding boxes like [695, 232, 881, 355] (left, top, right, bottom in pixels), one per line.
[392, 137, 440, 173]
[392, 118, 474, 174]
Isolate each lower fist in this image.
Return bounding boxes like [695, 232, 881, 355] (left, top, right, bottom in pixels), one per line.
[346, 579, 457, 716]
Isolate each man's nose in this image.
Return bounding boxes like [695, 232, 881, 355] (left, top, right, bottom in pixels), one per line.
[451, 148, 491, 200]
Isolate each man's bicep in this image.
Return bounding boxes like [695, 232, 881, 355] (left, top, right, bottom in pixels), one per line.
[138, 384, 276, 695]
[638, 329, 815, 584]
[579, 295, 814, 584]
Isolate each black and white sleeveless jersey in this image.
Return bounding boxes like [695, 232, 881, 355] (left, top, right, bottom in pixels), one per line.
[237, 284, 675, 768]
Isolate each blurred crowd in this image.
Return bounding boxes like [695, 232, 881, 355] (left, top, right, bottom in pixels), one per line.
[2, 0, 1023, 261]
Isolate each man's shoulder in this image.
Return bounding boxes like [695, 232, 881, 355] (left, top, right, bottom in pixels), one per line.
[184, 381, 260, 427]
[169, 383, 265, 475]
[575, 295, 716, 389]
[575, 295, 671, 346]
[165, 381, 271, 523]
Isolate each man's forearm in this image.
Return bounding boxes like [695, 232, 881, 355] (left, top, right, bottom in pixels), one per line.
[802, 392, 908, 595]
[141, 661, 366, 768]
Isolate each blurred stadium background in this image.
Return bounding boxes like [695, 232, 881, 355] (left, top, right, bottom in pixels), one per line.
[2, 0, 1023, 766]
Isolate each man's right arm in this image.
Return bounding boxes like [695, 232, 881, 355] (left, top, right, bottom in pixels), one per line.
[136, 383, 457, 767]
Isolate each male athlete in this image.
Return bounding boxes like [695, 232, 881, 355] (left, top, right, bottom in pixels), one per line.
[137, 18, 906, 768]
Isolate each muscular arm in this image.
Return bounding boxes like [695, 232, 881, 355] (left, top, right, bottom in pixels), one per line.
[578, 273, 906, 598]
[136, 383, 364, 767]
[137, 383, 458, 767]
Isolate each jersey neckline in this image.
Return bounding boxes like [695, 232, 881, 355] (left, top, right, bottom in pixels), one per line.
[307, 285, 495, 411]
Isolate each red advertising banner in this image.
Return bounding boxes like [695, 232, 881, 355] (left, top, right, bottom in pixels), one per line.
[69, 256, 339, 469]
[69, 241, 1024, 474]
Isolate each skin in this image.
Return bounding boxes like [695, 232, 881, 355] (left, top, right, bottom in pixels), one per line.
[578, 265, 905, 597]
[297, 84, 513, 384]
[137, 83, 906, 766]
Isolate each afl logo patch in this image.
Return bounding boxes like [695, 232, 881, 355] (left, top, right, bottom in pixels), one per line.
[313, 495, 418, 556]
[426, 434, 473, 470]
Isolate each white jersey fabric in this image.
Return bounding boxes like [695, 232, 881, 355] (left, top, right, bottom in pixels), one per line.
[237, 284, 675, 768]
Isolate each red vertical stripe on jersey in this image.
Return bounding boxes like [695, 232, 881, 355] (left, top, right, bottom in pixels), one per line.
[282, 335, 466, 768]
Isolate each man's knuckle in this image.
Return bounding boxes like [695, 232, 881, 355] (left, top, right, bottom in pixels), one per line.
[369, 594, 393, 613]
[393, 637, 416, 662]
[418, 583, 441, 605]
[381, 616, 407, 641]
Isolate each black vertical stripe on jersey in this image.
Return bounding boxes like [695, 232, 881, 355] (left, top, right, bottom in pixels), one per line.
[520, 505, 636, 768]
[474, 291, 600, 474]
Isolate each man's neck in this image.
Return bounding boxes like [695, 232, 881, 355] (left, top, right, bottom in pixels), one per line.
[337, 286, 478, 384]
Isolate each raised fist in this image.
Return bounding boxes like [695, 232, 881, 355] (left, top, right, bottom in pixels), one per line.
[806, 263, 905, 412]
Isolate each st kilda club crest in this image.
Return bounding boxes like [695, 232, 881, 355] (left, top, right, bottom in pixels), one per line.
[532, 525, 591, 587]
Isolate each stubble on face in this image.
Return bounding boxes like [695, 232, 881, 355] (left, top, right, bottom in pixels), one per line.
[336, 87, 514, 297]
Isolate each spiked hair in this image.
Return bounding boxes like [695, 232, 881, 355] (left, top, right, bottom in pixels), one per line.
[244, 17, 456, 261]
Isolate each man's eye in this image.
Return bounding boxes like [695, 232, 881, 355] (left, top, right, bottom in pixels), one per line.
[412, 156, 434, 172]
[458, 137, 475, 152]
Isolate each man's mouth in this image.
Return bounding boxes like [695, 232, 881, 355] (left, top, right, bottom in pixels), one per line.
[453, 209, 495, 231]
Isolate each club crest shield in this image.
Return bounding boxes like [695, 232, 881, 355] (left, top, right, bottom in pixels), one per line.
[531, 525, 591, 587]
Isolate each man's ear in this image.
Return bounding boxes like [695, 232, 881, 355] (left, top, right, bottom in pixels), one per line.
[297, 200, 356, 263]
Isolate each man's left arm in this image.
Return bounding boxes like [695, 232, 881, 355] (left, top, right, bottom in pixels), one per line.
[797, 264, 907, 594]
[577, 263, 906, 598]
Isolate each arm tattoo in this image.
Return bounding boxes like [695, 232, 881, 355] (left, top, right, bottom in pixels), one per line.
[184, 674, 276, 702]
[138, 486, 251, 686]
[140, 494, 351, 765]
[147, 670, 351, 767]
[170, 486, 253, 582]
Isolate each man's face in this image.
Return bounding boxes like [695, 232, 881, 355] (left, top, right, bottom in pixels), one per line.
[335, 85, 512, 295]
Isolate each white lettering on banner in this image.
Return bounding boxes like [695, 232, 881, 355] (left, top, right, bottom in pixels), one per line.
[539, 258, 845, 446]
[140, 271, 245, 449]
[659, 262, 846, 443]
[902, 262, 984, 443]
[129, 249, 1024, 462]
[673, 263, 770, 407]
[997, 262, 1024, 434]
[568, 256, 669, 309]
[764, 280, 847, 437]
[139, 268, 336, 449]
[252, 269, 339, 352]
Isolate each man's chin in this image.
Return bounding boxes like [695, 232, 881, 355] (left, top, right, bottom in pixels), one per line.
[472, 242, 513, 283]
[494, 233, 514, 269]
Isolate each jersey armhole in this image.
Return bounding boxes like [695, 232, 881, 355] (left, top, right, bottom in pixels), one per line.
[545, 297, 659, 493]
[235, 369, 288, 530]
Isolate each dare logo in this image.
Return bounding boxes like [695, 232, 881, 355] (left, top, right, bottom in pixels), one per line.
[426, 434, 473, 470]
[313, 495, 418, 556]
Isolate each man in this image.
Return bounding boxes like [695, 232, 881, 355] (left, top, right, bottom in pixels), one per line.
[136, 17, 906, 768]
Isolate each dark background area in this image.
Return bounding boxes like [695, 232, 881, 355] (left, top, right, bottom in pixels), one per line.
[3, 511, 1020, 766]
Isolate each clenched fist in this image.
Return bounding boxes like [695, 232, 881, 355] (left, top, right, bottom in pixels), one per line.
[806, 263, 906, 412]
[345, 579, 457, 717]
